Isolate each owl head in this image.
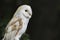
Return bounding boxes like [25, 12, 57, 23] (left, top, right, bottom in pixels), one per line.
[14, 5, 32, 19]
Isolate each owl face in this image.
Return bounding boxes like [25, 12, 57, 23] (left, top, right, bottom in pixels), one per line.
[21, 5, 32, 19]
[15, 5, 32, 19]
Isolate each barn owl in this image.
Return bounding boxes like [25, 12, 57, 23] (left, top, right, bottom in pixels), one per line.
[2, 5, 32, 40]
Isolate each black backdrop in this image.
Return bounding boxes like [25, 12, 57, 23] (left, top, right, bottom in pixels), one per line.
[0, 0, 60, 40]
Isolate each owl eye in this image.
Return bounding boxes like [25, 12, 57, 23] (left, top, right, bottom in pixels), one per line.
[25, 10, 28, 12]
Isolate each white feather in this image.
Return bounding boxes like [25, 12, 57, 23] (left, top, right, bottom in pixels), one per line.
[2, 5, 32, 40]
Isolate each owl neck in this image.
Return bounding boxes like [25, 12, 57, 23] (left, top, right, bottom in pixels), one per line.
[15, 13, 30, 24]
[21, 13, 30, 24]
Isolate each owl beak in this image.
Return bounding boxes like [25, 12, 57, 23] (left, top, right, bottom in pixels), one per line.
[29, 13, 32, 16]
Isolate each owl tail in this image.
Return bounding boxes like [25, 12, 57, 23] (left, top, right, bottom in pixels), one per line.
[2, 35, 6, 40]
[2, 37, 5, 40]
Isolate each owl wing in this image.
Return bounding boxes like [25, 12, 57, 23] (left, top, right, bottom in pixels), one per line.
[3, 16, 23, 40]
[5, 16, 23, 32]
[6, 16, 19, 27]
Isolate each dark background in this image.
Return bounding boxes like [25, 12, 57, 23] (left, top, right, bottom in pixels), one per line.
[0, 0, 60, 40]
